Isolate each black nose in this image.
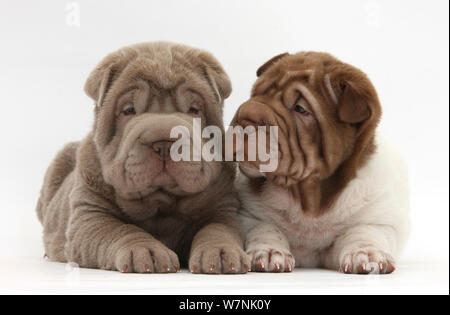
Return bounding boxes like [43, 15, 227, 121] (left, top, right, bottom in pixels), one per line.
[151, 140, 173, 160]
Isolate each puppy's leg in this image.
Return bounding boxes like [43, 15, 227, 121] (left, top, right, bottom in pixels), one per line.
[323, 224, 399, 274]
[189, 223, 250, 274]
[246, 222, 295, 273]
[65, 203, 180, 273]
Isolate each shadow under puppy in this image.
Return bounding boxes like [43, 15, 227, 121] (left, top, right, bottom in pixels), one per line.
[36, 42, 249, 274]
[232, 52, 410, 274]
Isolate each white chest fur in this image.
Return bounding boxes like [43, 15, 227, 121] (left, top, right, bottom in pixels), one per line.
[238, 136, 410, 267]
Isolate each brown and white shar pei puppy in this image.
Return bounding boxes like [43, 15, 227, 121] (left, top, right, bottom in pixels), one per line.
[36, 42, 250, 274]
[233, 52, 409, 274]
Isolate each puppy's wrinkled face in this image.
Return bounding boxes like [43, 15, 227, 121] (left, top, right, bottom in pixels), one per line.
[103, 80, 220, 199]
[232, 52, 381, 187]
[85, 43, 231, 200]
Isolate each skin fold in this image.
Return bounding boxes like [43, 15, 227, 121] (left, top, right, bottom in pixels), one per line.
[36, 42, 250, 274]
[232, 52, 410, 274]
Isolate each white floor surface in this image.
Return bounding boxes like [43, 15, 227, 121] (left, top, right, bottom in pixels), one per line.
[0, 257, 447, 295]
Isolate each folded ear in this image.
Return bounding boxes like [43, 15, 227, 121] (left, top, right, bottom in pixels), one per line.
[84, 51, 124, 107]
[198, 52, 232, 104]
[257, 53, 289, 77]
[337, 82, 372, 124]
[326, 67, 381, 132]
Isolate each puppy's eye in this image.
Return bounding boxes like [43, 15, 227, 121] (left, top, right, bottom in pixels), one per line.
[294, 105, 309, 116]
[187, 105, 200, 116]
[122, 106, 136, 116]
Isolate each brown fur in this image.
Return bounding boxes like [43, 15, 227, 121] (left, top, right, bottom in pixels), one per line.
[36, 42, 249, 274]
[232, 52, 382, 217]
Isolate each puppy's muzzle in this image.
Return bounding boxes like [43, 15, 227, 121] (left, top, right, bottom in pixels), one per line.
[232, 98, 305, 187]
[235, 100, 279, 127]
[139, 134, 174, 161]
[119, 113, 194, 161]
[151, 141, 173, 161]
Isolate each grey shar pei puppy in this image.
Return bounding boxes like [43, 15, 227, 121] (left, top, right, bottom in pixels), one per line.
[36, 42, 250, 274]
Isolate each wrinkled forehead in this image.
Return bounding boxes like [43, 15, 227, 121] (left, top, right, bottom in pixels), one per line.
[248, 57, 342, 125]
[126, 57, 187, 90]
[109, 60, 216, 106]
[252, 54, 337, 97]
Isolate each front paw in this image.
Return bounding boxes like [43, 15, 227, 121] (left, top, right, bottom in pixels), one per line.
[247, 247, 295, 273]
[339, 248, 396, 275]
[189, 243, 250, 274]
[113, 242, 180, 274]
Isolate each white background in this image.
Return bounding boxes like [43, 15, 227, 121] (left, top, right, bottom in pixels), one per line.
[0, 0, 448, 294]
